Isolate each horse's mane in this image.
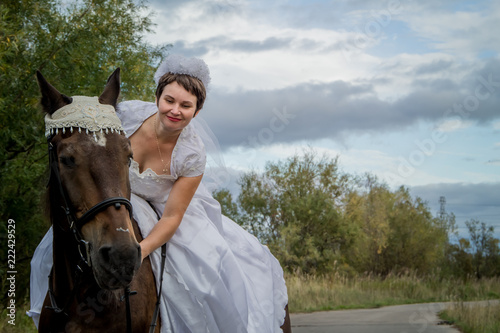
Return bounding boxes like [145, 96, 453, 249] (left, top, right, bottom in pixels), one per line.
[44, 166, 55, 226]
[43, 132, 73, 228]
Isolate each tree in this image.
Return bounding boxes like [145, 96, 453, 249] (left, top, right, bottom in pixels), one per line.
[445, 238, 474, 280]
[465, 219, 499, 279]
[342, 175, 393, 273]
[212, 188, 241, 224]
[343, 177, 449, 275]
[381, 187, 448, 275]
[445, 220, 499, 279]
[237, 150, 351, 274]
[233, 151, 450, 275]
[0, 0, 168, 303]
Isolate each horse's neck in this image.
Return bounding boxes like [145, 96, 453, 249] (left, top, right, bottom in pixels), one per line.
[132, 217, 144, 242]
[51, 224, 87, 296]
[48, 184, 85, 294]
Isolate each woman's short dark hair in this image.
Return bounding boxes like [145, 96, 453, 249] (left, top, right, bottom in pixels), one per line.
[155, 73, 206, 113]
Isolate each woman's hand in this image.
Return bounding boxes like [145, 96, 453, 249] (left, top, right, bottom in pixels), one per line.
[139, 174, 203, 259]
[139, 242, 149, 263]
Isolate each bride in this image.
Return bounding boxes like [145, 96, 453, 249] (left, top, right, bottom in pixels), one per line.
[29, 54, 290, 332]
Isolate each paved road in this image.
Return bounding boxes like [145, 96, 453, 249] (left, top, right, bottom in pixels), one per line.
[290, 302, 458, 333]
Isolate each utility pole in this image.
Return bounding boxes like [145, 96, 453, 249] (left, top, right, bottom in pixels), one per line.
[439, 196, 446, 220]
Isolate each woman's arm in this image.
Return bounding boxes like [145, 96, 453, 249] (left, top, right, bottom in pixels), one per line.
[139, 174, 203, 260]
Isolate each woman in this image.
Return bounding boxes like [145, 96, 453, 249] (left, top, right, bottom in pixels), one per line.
[30, 54, 289, 332]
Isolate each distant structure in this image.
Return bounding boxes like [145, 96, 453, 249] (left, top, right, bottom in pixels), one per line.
[439, 196, 446, 220]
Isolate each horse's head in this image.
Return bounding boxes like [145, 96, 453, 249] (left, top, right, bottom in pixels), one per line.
[37, 69, 141, 290]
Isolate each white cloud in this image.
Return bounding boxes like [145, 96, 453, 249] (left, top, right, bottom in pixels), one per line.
[401, 1, 500, 58]
[146, 0, 499, 104]
[436, 118, 474, 133]
[145, 1, 395, 92]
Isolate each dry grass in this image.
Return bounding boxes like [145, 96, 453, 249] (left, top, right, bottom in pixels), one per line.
[286, 270, 500, 313]
[440, 301, 500, 333]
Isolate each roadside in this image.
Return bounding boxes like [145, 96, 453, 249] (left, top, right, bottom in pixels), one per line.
[290, 301, 499, 333]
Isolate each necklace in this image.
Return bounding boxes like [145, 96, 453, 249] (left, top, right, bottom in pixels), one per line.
[154, 116, 170, 174]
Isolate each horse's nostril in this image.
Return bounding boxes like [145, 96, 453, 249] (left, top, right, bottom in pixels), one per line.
[98, 243, 141, 267]
[93, 242, 142, 289]
[99, 245, 112, 263]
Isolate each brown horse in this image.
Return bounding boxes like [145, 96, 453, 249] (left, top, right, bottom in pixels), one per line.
[37, 69, 159, 333]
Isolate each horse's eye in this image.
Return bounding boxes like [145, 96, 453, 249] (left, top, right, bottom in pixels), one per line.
[60, 156, 76, 168]
[128, 155, 133, 167]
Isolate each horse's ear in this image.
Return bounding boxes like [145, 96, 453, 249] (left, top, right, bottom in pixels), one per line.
[99, 68, 120, 108]
[36, 71, 73, 115]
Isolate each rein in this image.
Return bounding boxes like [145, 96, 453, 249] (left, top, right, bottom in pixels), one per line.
[146, 202, 167, 333]
[123, 242, 165, 333]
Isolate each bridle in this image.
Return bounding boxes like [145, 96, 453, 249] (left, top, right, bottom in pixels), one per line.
[45, 134, 164, 333]
[45, 134, 137, 328]
[46, 136, 133, 268]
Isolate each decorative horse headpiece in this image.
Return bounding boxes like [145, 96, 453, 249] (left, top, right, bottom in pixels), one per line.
[44, 96, 125, 140]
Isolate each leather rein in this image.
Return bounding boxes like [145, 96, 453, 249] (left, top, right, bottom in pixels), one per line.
[45, 135, 164, 333]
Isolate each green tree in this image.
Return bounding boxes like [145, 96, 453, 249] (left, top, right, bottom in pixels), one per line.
[381, 187, 448, 275]
[465, 219, 499, 279]
[343, 177, 449, 275]
[445, 221, 499, 279]
[0, 0, 167, 304]
[213, 188, 241, 224]
[237, 150, 351, 274]
[446, 238, 474, 280]
[343, 175, 393, 273]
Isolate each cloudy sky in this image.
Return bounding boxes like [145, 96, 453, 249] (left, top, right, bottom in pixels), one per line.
[143, 0, 500, 238]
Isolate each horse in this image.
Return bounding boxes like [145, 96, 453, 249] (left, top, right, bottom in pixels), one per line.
[36, 69, 159, 333]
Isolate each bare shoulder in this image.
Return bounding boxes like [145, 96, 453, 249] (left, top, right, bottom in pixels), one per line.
[129, 116, 155, 165]
[130, 115, 154, 142]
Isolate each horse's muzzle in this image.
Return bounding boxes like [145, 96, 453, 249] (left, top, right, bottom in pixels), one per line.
[93, 242, 142, 289]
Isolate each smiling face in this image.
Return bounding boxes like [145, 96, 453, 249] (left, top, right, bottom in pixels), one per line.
[155, 73, 206, 113]
[156, 81, 198, 134]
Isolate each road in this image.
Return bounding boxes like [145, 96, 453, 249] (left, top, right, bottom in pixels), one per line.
[290, 302, 459, 333]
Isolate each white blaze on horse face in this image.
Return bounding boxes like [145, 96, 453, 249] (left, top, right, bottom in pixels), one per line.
[116, 227, 130, 233]
[94, 132, 107, 147]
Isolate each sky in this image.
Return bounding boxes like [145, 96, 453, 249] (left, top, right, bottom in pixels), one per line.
[142, 0, 500, 239]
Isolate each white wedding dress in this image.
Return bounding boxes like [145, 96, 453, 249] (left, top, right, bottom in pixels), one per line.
[28, 100, 288, 333]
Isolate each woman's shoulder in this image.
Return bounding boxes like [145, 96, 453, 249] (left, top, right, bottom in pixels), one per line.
[116, 100, 157, 138]
[180, 122, 205, 150]
[173, 122, 206, 177]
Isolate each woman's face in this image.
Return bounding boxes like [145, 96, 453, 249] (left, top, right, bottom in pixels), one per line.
[156, 81, 198, 132]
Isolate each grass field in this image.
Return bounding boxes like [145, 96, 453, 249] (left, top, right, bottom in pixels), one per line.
[286, 270, 500, 333]
[286, 270, 500, 313]
[2, 271, 499, 332]
[440, 301, 500, 333]
[1, 301, 36, 333]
